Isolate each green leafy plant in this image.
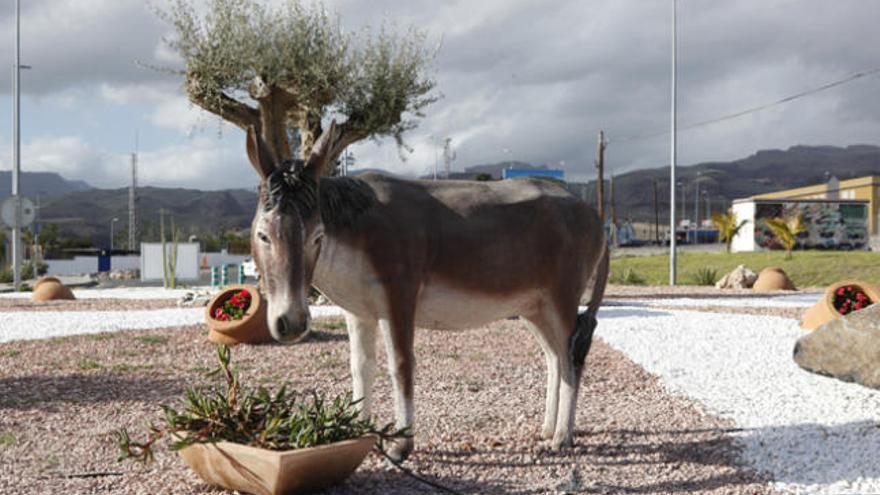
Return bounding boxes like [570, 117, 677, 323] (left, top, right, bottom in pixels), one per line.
[160, 210, 180, 289]
[610, 267, 645, 285]
[764, 215, 806, 260]
[711, 209, 748, 253]
[692, 267, 718, 286]
[116, 346, 404, 463]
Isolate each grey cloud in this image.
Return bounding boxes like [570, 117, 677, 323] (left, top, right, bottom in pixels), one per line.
[3, 0, 880, 189]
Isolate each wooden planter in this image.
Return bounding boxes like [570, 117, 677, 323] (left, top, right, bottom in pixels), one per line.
[30, 276, 76, 302]
[205, 284, 272, 345]
[179, 436, 376, 495]
[800, 280, 880, 330]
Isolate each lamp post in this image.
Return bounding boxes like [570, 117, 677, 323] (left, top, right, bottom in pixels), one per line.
[668, 0, 678, 285]
[110, 217, 119, 252]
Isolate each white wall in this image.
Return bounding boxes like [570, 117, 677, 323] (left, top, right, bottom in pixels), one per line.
[140, 242, 201, 281]
[45, 256, 97, 276]
[731, 201, 756, 253]
[203, 251, 249, 268]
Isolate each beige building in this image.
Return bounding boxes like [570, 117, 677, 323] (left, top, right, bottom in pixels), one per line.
[752, 176, 880, 235]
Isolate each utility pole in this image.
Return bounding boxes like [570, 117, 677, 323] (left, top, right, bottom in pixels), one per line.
[668, 0, 678, 285]
[694, 180, 700, 244]
[652, 178, 660, 245]
[128, 136, 138, 252]
[596, 130, 606, 223]
[609, 174, 618, 247]
[11, 0, 22, 289]
[442, 138, 455, 180]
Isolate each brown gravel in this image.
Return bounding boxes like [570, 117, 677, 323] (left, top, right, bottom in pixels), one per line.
[0, 298, 179, 312]
[0, 315, 778, 495]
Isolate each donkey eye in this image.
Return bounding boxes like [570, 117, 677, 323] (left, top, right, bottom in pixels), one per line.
[258, 232, 270, 244]
[313, 234, 323, 246]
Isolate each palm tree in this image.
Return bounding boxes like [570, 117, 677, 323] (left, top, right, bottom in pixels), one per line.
[711, 209, 748, 253]
[764, 214, 806, 260]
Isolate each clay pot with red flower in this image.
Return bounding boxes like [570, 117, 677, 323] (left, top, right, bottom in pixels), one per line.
[205, 284, 272, 345]
[800, 280, 879, 330]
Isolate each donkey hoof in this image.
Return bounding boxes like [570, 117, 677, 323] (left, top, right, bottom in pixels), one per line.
[385, 437, 414, 463]
[541, 425, 556, 440]
[551, 434, 573, 451]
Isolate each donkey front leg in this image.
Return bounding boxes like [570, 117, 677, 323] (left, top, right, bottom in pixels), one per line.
[379, 316, 416, 462]
[345, 312, 378, 417]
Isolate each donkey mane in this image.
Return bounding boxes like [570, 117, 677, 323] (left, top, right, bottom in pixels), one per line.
[264, 163, 376, 229]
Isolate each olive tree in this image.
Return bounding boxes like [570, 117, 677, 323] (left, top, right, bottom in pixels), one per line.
[157, 0, 437, 167]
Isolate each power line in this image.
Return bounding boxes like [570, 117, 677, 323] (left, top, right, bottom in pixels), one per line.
[611, 66, 880, 144]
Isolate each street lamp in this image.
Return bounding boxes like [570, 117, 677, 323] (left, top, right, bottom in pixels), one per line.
[110, 217, 119, 251]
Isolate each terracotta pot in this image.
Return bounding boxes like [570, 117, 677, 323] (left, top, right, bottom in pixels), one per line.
[30, 276, 76, 302]
[800, 280, 880, 330]
[205, 284, 272, 345]
[179, 435, 376, 495]
[753, 267, 796, 292]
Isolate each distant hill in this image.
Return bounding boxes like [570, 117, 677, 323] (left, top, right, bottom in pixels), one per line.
[0, 171, 91, 199]
[38, 186, 258, 246]
[22, 143, 880, 246]
[586, 144, 880, 223]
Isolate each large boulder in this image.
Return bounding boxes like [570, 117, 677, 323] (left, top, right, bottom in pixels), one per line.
[715, 264, 758, 289]
[793, 303, 880, 389]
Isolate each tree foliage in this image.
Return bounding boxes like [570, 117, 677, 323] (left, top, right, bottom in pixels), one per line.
[157, 0, 437, 167]
[764, 215, 806, 259]
[711, 209, 748, 253]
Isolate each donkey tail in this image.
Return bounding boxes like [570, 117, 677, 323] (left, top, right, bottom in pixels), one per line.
[571, 242, 609, 369]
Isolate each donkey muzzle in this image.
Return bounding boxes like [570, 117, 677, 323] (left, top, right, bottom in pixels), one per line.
[272, 313, 311, 344]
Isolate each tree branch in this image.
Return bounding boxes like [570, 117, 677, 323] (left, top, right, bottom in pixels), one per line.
[186, 73, 259, 130]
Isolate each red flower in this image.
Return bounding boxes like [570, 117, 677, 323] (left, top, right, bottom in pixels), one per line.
[239, 290, 250, 299]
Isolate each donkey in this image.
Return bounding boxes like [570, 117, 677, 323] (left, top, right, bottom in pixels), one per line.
[248, 122, 609, 461]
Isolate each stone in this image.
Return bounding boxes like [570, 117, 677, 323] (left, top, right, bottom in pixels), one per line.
[714, 264, 758, 289]
[793, 303, 880, 389]
[178, 290, 213, 308]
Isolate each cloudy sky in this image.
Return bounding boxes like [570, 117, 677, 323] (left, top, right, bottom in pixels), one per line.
[0, 0, 878, 190]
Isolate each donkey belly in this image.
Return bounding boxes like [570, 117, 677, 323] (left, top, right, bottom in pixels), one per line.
[415, 282, 541, 330]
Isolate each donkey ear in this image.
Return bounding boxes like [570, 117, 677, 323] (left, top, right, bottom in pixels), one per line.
[246, 126, 275, 179]
[303, 120, 339, 180]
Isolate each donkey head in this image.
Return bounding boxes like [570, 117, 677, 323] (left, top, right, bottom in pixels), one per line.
[247, 123, 337, 344]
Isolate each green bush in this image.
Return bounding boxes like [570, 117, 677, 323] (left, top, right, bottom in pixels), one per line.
[0, 261, 48, 283]
[610, 268, 646, 285]
[692, 267, 718, 286]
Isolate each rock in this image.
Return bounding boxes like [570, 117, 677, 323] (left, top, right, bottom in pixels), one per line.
[714, 264, 757, 289]
[178, 290, 213, 308]
[794, 303, 880, 389]
[753, 267, 796, 292]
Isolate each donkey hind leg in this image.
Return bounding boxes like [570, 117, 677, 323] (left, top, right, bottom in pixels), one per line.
[523, 319, 560, 439]
[555, 310, 598, 449]
[345, 312, 378, 418]
[379, 317, 416, 462]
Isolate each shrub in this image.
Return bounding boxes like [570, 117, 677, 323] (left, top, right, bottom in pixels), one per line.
[610, 268, 645, 285]
[116, 346, 404, 463]
[692, 267, 718, 286]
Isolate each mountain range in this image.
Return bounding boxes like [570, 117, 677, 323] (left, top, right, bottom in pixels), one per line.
[3, 143, 879, 245]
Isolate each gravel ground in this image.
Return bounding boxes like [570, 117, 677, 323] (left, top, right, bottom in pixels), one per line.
[0, 298, 178, 312]
[605, 284, 821, 300]
[597, 308, 880, 495]
[0, 318, 775, 495]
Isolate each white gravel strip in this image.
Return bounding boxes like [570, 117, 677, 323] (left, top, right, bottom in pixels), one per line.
[0, 287, 213, 300]
[0, 305, 347, 344]
[596, 306, 880, 495]
[612, 292, 822, 309]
